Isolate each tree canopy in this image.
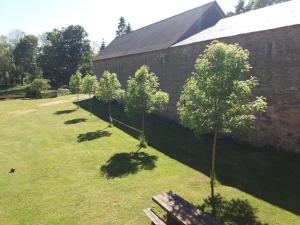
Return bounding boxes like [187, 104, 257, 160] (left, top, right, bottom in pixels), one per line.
[13, 35, 39, 84]
[81, 74, 98, 114]
[177, 41, 267, 214]
[125, 65, 169, 139]
[231, 0, 290, 15]
[125, 65, 169, 116]
[38, 25, 93, 87]
[96, 70, 124, 123]
[0, 36, 15, 85]
[116, 17, 132, 37]
[99, 39, 106, 52]
[96, 70, 123, 103]
[69, 71, 83, 108]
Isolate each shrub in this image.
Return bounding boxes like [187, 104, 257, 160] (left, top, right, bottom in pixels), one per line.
[27, 78, 50, 98]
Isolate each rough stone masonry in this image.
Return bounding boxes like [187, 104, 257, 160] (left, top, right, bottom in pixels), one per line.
[93, 24, 300, 153]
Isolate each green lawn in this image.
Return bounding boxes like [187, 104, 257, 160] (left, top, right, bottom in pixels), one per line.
[0, 94, 299, 225]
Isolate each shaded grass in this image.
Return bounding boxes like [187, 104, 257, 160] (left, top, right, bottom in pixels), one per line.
[0, 95, 299, 225]
[77, 130, 111, 142]
[0, 86, 28, 100]
[55, 109, 77, 115]
[64, 118, 87, 125]
[100, 152, 158, 179]
[79, 98, 300, 216]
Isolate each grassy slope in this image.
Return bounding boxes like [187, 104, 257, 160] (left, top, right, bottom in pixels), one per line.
[0, 95, 299, 225]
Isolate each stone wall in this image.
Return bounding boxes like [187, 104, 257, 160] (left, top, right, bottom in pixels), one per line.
[93, 25, 300, 153]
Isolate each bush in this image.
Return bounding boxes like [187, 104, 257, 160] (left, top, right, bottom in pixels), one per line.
[27, 78, 50, 98]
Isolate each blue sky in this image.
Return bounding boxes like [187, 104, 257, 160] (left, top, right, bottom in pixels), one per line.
[0, 0, 240, 46]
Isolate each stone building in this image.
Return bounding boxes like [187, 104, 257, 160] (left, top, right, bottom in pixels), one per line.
[93, 0, 300, 152]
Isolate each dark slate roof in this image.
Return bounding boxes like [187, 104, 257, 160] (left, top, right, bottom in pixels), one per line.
[94, 1, 224, 61]
[174, 0, 300, 47]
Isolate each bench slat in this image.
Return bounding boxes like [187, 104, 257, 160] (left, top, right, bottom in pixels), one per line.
[152, 192, 220, 225]
[143, 208, 166, 225]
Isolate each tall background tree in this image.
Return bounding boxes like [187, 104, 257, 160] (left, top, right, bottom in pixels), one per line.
[177, 41, 267, 215]
[125, 65, 169, 146]
[99, 39, 106, 52]
[116, 17, 132, 37]
[228, 0, 290, 16]
[0, 36, 15, 86]
[13, 35, 39, 84]
[38, 25, 93, 87]
[96, 70, 124, 125]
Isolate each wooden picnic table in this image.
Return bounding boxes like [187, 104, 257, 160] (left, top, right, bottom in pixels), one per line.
[146, 192, 220, 225]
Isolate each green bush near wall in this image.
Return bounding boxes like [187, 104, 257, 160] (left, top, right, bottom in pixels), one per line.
[26, 89, 58, 98]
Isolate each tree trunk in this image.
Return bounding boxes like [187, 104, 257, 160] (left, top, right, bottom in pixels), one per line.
[211, 129, 218, 216]
[142, 111, 145, 135]
[108, 101, 112, 125]
[89, 93, 92, 115]
[77, 93, 79, 109]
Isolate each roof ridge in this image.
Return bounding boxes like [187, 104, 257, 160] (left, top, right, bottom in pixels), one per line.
[111, 1, 216, 40]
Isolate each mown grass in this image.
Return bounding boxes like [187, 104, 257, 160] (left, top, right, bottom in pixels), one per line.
[0, 85, 28, 100]
[0, 95, 299, 225]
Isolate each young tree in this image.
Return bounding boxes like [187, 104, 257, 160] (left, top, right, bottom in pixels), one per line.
[125, 65, 169, 146]
[96, 71, 124, 125]
[69, 71, 83, 108]
[81, 74, 98, 115]
[177, 41, 267, 215]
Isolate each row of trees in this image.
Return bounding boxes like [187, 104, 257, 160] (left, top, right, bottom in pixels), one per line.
[70, 41, 267, 215]
[229, 0, 290, 16]
[0, 25, 94, 88]
[1, 15, 133, 87]
[69, 65, 169, 143]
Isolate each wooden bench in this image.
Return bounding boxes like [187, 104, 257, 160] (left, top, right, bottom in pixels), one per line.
[143, 208, 166, 225]
[144, 192, 220, 225]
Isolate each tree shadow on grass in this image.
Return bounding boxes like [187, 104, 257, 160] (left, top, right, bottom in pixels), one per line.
[55, 109, 76, 115]
[77, 130, 111, 142]
[199, 194, 268, 225]
[76, 98, 300, 215]
[100, 152, 158, 178]
[64, 118, 87, 125]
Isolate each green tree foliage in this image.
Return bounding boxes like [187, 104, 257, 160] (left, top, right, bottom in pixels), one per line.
[125, 65, 169, 144]
[28, 78, 50, 97]
[99, 39, 106, 51]
[81, 74, 98, 115]
[229, 0, 290, 15]
[177, 41, 267, 215]
[125, 23, 132, 34]
[12, 35, 39, 84]
[116, 17, 132, 37]
[0, 36, 15, 86]
[235, 0, 246, 14]
[38, 25, 93, 87]
[8, 29, 26, 46]
[69, 71, 83, 108]
[96, 70, 124, 125]
[248, 0, 290, 10]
